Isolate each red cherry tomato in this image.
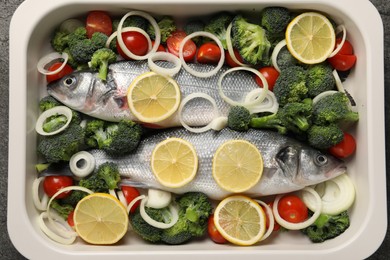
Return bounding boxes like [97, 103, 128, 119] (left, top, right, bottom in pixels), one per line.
[43, 176, 73, 199]
[166, 30, 197, 62]
[46, 62, 73, 83]
[117, 31, 149, 60]
[121, 186, 141, 213]
[225, 49, 244, 67]
[262, 202, 280, 232]
[208, 214, 228, 244]
[255, 66, 280, 91]
[328, 53, 357, 71]
[196, 42, 221, 64]
[67, 210, 75, 227]
[86, 11, 113, 38]
[334, 38, 354, 55]
[277, 195, 308, 223]
[328, 132, 356, 158]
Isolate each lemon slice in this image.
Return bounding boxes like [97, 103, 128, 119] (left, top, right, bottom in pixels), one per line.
[127, 71, 181, 123]
[214, 195, 266, 245]
[212, 140, 263, 193]
[73, 193, 128, 245]
[151, 138, 198, 188]
[285, 12, 336, 64]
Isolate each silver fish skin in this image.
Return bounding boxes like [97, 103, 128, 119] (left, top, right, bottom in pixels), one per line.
[88, 128, 346, 200]
[47, 61, 262, 127]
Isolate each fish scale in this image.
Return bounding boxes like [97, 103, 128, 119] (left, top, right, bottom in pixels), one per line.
[88, 128, 346, 200]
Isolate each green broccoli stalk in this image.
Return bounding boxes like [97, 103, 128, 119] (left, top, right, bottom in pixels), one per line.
[89, 48, 117, 81]
[306, 63, 336, 97]
[307, 124, 344, 150]
[42, 114, 68, 133]
[37, 122, 85, 163]
[301, 211, 350, 243]
[50, 200, 74, 220]
[273, 66, 308, 106]
[184, 20, 205, 45]
[278, 101, 312, 132]
[231, 15, 271, 65]
[204, 12, 233, 49]
[85, 119, 142, 156]
[227, 106, 252, 132]
[79, 162, 121, 192]
[249, 113, 287, 134]
[148, 16, 176, 43]
[312, 92, 359, 125]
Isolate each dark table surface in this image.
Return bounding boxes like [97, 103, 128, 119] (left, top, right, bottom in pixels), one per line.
[0, 0, 389, 259]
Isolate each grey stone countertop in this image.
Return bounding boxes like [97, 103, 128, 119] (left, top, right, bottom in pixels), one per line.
[0, 0, 389, 259]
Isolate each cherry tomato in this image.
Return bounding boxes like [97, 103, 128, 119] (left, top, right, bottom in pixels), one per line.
[225, 49, 244, 67]
[117, 31, 149, 60]
[328, 53, 357, 71]
[277, 195, 308, 223]
[121, 186, 141, 213]
[43, 176, 73, 199]
[262, 202, 280, 232]
[67, 210, 75, 227]
[334, 38, 354, 55]
[86, 11, 113, 38]
[328, 132, 356, 158]
[46, 62, 73, 83]
[255, 66, 280, 91]
[166, 30, 197, 62]
[208, 214, 228, 244]
[196, 42, 221, 64]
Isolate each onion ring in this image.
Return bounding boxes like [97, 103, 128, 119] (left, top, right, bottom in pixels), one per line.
[38, 211, 77, 245]
[271, 40, 287, 72]
[312, 90, 339, 106]
[105, 26, 152, 52]
[333, 69, 345, 93]
[69, 151, 95, 178]
[140, 197, 179, 229]
[328, 25, 347, 58]
[35, 106, 73, 136]
[148, 51, 182, 77]
[37, 52, 69, 75]
[127, 195, 145, 214]
[179, 31, 225, 78]
[255, 200, 275, 241]
[245, 88, 279, 114]
[32, 177, 49, 211]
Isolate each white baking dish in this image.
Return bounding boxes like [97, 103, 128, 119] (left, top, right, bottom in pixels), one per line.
[8, 0, 387, 259]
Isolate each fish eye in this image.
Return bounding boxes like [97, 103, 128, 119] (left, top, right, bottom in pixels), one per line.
[63, 76, 76, 87]
[314, 153, 328, 166]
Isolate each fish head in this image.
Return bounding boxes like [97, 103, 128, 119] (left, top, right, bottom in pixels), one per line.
[275, 145, 346, 186]
[47, 71, 96, 110]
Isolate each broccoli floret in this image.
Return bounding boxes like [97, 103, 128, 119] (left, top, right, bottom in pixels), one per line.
[90, 32, 109, 49]
[261, 7, 291, 35]
[85, 119, 142, 155]
[302, 211, 350, 243]
[307, 124, 344, 149]
[37, 122, 85, 163]
[79, 162, 121, 192]
[148, 16, 176, 43]
[89, 48, 117, 81]
[50, 31, 70, 53]
[227, 106, 252, 131]
[231, 15, 271, 65]
[249, 113, 287, 134]
[204, 12, 233, 50]
[130, 207, 166, 243]
[60, 189, 87, 207]
[39, 96, 62, 112]
[50, 200, 74, 220]
[68, 30, 107, 64]
[276, 46, 299, 70]
[306, 63, 336, 97]
[62, 47, 80, 69]
[161, 218, 193, 245]
[112, 16, 149, 32]
[278, 101, 312, 132]
[312, 92, 359, 125]
[273, 66, 308, 106]
[67, 27, 88, 46]
[184, 20, 205, 45]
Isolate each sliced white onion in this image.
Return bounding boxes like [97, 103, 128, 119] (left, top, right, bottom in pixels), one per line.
[255, 200, 274, 242]
[37, 52, 69, 75]
[140, 197, 179, 229]
[35, 106, 73, 136]
[148, 52, 182, 77]
[328, 25, 347, 58]
[32, 177, 49, 211]
[38, 211, 77, 245]
[127, 195, 145, 214]
[146, 189, 172, 209]
[210, 116, 228, 131]
[179, 31, 225, 78]
[273, 187, 322, 230]
[178, 93, 219, 133]
[218, 67, 269, 107]
[116, 11, 160, 60]
[105, 26, 152, 52]
[69, 151, 95, 178]
[245, 88, 279, 114]
[312, 90, 339, 106]
[302, 173, 355, 215]
[117, 190, 128, 208]
[109, 189, 117, 198]
[271, 40, 287, 72]
[333, 69, 345, 93]
[226, 22, 249, 67]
